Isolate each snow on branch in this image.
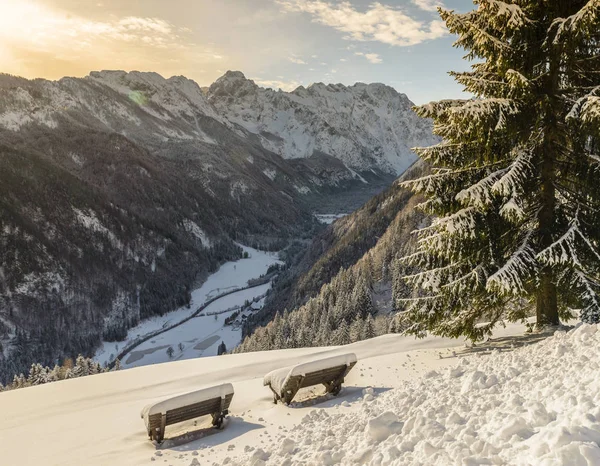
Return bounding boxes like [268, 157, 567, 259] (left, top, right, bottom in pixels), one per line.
[566, 86, 600, 123]
[574, 271, 600, 324]
[479, 0, 533, 29]
[549, 0, 600, 45]
[499, 197, 525, 221]
[456, 168, 507, 208]
[486, 230, 538, 295]
[440, 264, 486, 295]
[431, 207, 478, 237]
[491, 148, 535, 198]
[400, 170, 453, 195]
[416, 99, 466, 120]
[537, 216, 600, 267]
[403, 263, 459, 293]
[449, 98, 519, 121]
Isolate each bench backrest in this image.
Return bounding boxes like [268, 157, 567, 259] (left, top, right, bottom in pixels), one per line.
[141, 383, 234, 429]
[264, 353, 357, 396]
[147, 393, 234, 429]
[298, 364, 349, 389]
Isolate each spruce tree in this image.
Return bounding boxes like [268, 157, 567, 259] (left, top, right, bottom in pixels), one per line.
[353, 277, 374, 320]
[402, 0, 600, 339]
[72, 355, 90, 378]
[335, 319, 351, 345]
[363, 315, 376, 340]
[350, 319, 363, 342]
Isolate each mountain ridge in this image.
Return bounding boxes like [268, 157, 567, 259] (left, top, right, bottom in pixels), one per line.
[0, 69, 435, 382]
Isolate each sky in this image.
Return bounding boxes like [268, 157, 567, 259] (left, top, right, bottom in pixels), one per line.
[0, 0, 475, 104]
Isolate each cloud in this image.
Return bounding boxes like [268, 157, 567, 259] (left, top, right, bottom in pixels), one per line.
[412, 0, 444, 12]
[288, 56, 307, 64]
[253, 78, 302, 91]
[276, 0, 447, 47]
[0, 0, 224, 79]
[355, 52, 383, 64]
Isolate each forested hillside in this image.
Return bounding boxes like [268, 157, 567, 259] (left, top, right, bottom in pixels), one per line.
[239, 0, 600, 352]
[237, 162, 429, 351]
[0, 73, 321, 383]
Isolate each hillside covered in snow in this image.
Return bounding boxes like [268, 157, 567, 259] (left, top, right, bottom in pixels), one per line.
[208, 71, 438, 176]
[0, 69, 436, 384]
[1, 322, 598, 465]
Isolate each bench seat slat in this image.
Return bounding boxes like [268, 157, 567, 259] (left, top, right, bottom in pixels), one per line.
[148, 393, 234, 428]
[142, 384, 234, 441]
[300, 365, 347, 388]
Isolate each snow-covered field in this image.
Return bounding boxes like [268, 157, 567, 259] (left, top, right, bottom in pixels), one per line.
[4, 321, 597, 465]
[315, 213, 348, 224]
[95, 246, 281, 367]
[122, 285, 270, 368]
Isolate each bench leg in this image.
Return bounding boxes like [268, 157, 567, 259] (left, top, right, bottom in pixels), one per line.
[211, 396, 229, 429]
[283, 376, 304, 405]
[268, 385, 281, 404]
[324, 377, 344, 396]
[211, 412, 224, 429]
[156, 414, 166, 443]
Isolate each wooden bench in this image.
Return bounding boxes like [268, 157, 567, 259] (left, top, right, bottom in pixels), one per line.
[264, 353, 357, 405]
[141, 383, 234, 443]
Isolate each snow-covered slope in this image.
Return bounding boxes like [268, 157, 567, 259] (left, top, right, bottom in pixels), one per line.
[208, 71, 438, 175]
[94, 246, 281, 369]
[3, 322, 597, 466]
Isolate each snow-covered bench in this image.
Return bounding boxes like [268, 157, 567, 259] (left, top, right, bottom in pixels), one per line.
[264, 353, 357, 405]
[141, 383, 234, 442]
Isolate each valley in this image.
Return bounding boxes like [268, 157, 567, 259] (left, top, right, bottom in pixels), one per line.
[94, 245, 281, 369]
[0, 69, 433, 383]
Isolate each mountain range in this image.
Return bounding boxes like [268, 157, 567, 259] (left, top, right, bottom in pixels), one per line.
[0, 69, 434, 382]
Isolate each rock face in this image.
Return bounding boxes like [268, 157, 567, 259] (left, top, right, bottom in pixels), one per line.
[0, 69, 435, 382]
[208, 71, 437, 175]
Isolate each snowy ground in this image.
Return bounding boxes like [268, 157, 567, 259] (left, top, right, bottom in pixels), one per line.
[95, 246, 281, 367]
[315, 213, 348, 224]
[4, 320, 595, 466]
[122, 286, 270, 368]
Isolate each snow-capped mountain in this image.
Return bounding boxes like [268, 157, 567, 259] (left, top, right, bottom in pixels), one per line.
[0, 69, 435, 384]
[0, 71, 321, 384]
[208, 71, 437, 175]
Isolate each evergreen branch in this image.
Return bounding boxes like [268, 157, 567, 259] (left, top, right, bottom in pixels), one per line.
[486, 229, 537, 295]
[537, 215, 600, 267]
[456, 168, 508, 208]
[491, 148, 536, 198]
[573, 270, 600, 324]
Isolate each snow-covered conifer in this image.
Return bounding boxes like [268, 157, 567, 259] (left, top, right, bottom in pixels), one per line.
[72, 355, 90, 378]
[350, 319, 363, 343]
[335, 319, 351, 345]
[402, 0, 600, 338]
[364, 314, 376, 340]
[27, 363, 49, 385]
[353, 277, 374, 320]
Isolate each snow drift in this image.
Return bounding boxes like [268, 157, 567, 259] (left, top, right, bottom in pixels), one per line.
[1, 323, 597, 466]
[229, 324, 600, 465]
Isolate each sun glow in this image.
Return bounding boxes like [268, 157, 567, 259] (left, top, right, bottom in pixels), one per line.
[0, 0, 224, 81]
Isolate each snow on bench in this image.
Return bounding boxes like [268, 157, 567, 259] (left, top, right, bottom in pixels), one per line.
[141, 383, 234, 442]
[264, 353, 357, 404]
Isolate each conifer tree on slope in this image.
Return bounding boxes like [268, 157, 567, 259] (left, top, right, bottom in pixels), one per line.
[402, 0, 600, 339]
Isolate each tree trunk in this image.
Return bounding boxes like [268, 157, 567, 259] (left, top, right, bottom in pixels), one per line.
[536, 151, 559, 328]
[536, 271, 559, 327]
[536, 25, 561, 329]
